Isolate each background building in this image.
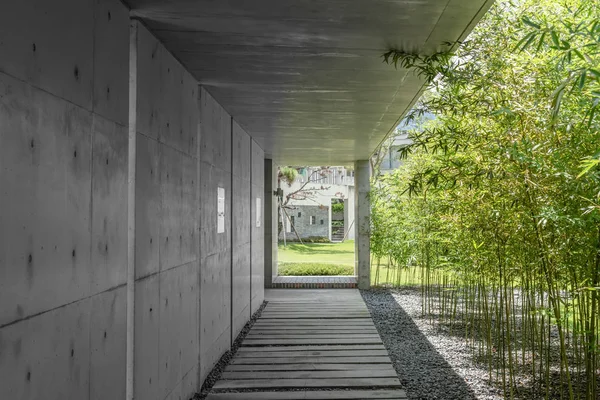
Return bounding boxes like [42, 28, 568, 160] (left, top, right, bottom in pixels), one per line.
[279, 167, 355, 242]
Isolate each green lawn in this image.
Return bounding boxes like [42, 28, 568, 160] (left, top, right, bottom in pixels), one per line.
[278, 241, 355, 276]
[276, 241, 425, 284]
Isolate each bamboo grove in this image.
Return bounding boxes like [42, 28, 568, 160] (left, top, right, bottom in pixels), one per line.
[371, 1, 600, 399]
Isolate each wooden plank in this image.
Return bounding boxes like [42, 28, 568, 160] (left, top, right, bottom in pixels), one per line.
[222, 369, 398, 380]
[225, 363, 395, 372]
[248, 330, 379, 336]
[235, 349, 390, 358]
[253, 321, 373, 326]
[244, 334, 382, 340]
[206, 291, 404, 398]
[231, 356, 392, 364]
[237, 344, 386, 352]
[207, 390, 408, 399]
[250, 327, 379, 331]
[242, 338, 383, 345]
[213, 377, 403, 390]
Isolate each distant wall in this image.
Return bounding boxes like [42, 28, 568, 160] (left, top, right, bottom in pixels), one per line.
[0, 2, 265, 399]
[280, 205, 330, 241]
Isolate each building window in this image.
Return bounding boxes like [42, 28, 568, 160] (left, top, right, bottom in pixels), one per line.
[320, 219, 324, 225]
[310, 216, 316, 225]
[290, 216, 295, 225]
[286, 215, 295, 232]
[298, 212, 301, 217]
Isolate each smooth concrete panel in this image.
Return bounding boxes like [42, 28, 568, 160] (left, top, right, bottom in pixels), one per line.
[156, 48, 199, 156]
[232, 176, 251, 247]
[199, 164, 232, 257]
[135, 134, 161, 279]
[263, 159, 278, 286]
[134, 275, 160, 400]
[89, 286, 126, 400]
[251, 141, 265, 311]
[0, 298, 91, 400]
[0, 72, 93, 326]
[232, 121, 251, 181]
[200, 88, 232, 172]
[232, 242, 251, 339]
[157, 53, 184, 152]
[158, 262, 199, 400]
[91, 0, 129, 125]
[199, 89, 233, 382]
[0, 0, 94, 109]
[344, 186, 356, 240]
[91, 115, 128, 293]
[136, 22, 165, 141]
[136, 22, 199, 156]
[250, 234, 265, 314]
[159, 144, 185, 271]
[164, 365, 198, 400]
[199, 251, 232, 382]
[179, 72, 200, 157]
[181, 153, 199, 264]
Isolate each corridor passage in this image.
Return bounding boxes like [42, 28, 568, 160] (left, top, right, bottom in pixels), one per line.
[206, 290, 407, 399]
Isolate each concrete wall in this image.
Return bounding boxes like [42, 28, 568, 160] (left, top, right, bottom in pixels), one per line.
[134, 21, 200, 400]
[0, 1, 129, 399]
[250, 141, 265, 313]
[0, 2, 265, 399]
[279, 205, 330, 241]
[264, 159, 278, 287]
[344, 186, 356, 240]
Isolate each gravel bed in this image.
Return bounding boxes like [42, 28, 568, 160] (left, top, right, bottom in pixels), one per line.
[193, 301, 267, 400]
[362, 288, 504, 400]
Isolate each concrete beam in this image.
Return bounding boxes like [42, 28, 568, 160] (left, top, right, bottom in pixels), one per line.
[354, 160, 370, 289]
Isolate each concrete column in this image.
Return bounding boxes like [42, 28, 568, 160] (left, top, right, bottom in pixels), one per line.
[264, 159, 278, 287]
[344, 186, 355, 240]
[354, 160, 370, 289]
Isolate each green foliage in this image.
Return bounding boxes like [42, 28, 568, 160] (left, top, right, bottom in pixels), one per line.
[375, 1, 600, 399]
[278, 262, 353, 276]
[278, 167, 298, 186]
[331, 201, 344, 213]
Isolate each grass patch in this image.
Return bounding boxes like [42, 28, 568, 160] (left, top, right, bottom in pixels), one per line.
[278, 240, 355, 265]
[278, 262, 354, 276]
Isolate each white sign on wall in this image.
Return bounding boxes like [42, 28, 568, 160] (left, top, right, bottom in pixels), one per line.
[256, 197, 262, 228]
[217, 187, 225, 233]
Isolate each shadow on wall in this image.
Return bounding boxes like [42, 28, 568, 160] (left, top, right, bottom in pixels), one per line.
[362, 289, 479, 400]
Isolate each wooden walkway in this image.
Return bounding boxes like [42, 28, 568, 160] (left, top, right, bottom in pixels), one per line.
[206, 289, 407, 400]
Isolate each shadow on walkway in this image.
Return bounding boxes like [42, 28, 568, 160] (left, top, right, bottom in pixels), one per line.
[362, 289, 480, 400]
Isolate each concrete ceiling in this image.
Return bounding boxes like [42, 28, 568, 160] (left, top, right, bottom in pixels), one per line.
[126, 0, 493, 165]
